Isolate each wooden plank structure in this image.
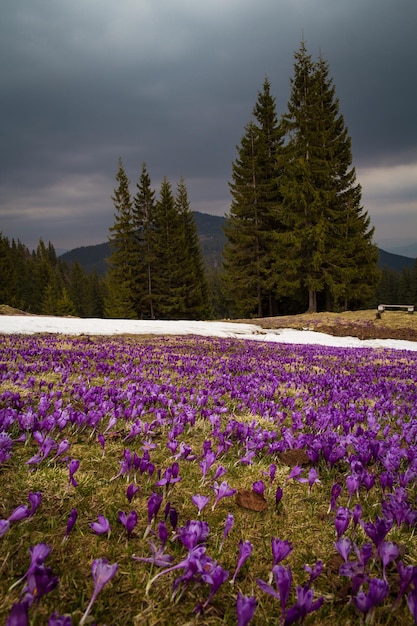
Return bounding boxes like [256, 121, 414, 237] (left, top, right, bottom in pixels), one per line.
[377, 304, 414, 314]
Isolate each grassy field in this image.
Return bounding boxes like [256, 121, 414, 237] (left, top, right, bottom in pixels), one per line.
[1, 315, 417, 625]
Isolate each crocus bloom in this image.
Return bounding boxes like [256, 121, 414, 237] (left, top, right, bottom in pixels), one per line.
[90, 515, 111, 536]
[219, 513, 234, 552]
[252, 480, 265, 495]
[271, 537, 293, 566]
[236, 592, 257, 626]
[334, 507, 350, 538]
[27, 491, 42, 517]
[8, 505, 30, 523]
[147, 493, 163, 526]
[303, 561, 323, 585]
[177, 520, 210, 550]
[65, 508, 78, 538]
[275, 486, 283, 506]
[354, 577, 389, 616]
[126, 483, 139, 503]
[257, 564, 292, 619]
[48, 612, 72, 625]
[211, 481, 236, 510]
[0, 519, 10, 538]
[79, 558, 118, 626]
[335, 537, 352, 562]
[118, 510, 138, 538]
[68, 459, 80, 487]
[191, 494, 210, 515]
[6, 602, 29, 626]
[379, 541, 399, 580]
[284, 585, 324, 625]
[231, 540, 253, 584]
[202, 563, 229, 607]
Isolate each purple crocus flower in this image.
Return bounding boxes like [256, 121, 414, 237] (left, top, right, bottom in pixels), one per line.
[284, 585, 324, 625]
[64, 508, 78, 538]
[334, 507, 350, 538]
[303, 561, 323, 585]
[6, 602, 29, 626]
[201, 563, 229, 608]
[118, 510, 138, 538]
[362, 516, 393, 549]
[257, 564, 292, 620]
[328, 483, 342, 512]
[22, 564, 59, 606]
[407, 587, 417, 623]
[147, 492, 163, 526]
[379, 541, 399, 580]
[219, 513, 234, 552]
[27, 492, 42, 517]
[213, 465, 227, 481]
[68, 459, 80, 487]
[211, 481, 236, 510]
[177, 520, 210, 550]
[191, 494, 210, 515]
[0, 519, 10, 538]
[79, 558, 118, 626]
[275, 486, 283, 506]
[354, 577, 389, 616]
[252, 480, 265, 495]
[287, 465, 303, 481]
[231, 540, 253, 584]
[50, 438, 70, 462]
[271, 537, 293, 566]
[132, 540, 174, 568]
[126, 483, 139, 503]
[8, 505, 30, 523]
[48, 612, 72, 626]
[90, 515, 111, 536]
[335, 537, 352, 562]
[236, 592, 257, 626]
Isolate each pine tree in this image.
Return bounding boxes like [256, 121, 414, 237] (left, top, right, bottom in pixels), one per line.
[105, 159, 137, 319]
[277, 42, 379, 312]
[175, 177, 212, 319]
[223, 79, 285, 317]
[133, 163, 156, 319]
[151, 177, 184, 319]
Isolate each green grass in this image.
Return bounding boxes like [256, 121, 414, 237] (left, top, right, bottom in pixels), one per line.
[1, 333, 416, 625]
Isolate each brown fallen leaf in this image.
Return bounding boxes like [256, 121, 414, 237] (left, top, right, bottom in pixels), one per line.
[278, 449, 310, 467]
[235, 489, 268, 512]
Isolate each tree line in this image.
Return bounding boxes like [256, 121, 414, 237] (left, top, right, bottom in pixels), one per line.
[0, 235, 105, 317]
[104, 164, 212, 319]
[1, 40, 416, 319]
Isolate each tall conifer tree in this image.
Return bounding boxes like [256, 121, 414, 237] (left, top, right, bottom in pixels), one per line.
[277, 42, 379, 311]
[133, 163, 156, 318]
[223, 79, 285, 317]
[105, 159, 137, 318]
[175, 177, 212, 319]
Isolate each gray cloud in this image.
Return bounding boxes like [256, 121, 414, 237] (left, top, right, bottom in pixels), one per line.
[1, 0, 416, 251]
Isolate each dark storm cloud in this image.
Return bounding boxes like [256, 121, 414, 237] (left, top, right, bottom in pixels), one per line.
[0, 0, 416, 251]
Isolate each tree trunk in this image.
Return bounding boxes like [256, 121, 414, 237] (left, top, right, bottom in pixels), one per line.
[307, 289, 317, 313]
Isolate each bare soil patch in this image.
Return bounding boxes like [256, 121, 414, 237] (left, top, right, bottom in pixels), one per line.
[236, 309, 417, 342]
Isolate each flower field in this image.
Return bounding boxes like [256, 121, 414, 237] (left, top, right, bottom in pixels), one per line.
[1, 333, 417, 625]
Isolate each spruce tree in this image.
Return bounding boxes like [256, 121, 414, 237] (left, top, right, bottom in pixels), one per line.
[105, 159, 137, 318]
[133, 163, 156, 319]
[175, 177, 212, 319]
[277, 42, 379, 312]
[223, 79, 285, 318]
[151, 177, 184, 319]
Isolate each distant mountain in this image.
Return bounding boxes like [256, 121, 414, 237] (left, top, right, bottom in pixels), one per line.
[378, 249, 416, 272]
[384, 242, 417, 258]
[59, 212, 415, 276]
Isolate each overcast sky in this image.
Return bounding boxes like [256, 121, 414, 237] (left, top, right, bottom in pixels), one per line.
[1, 0, 416, 253]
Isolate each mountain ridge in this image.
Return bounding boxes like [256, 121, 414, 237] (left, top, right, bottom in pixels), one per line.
[59, 211, 415, 275]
